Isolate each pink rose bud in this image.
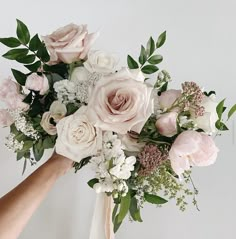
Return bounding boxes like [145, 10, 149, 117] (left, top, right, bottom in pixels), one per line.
[0, 109, 14, 127]
[158, 89, 181, 110]
[25, 73, 49, 95]
[169, 130, 219, 176]
[155, 112, 178, 137]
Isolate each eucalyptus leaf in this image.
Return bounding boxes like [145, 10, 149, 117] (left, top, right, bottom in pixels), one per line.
[156, 31, 166, 48]
[29, 34, 42, 51]
[17, 151, 25, 161]
[129, 197, 143, 222]
[146, 37, 155, 56]
[24, 61, 41, 72]
[33, 140, 44, 162]
[141, 65, 159, 74]
[3, 48, 28, 60]
[0, 37, 21, 48]
[11, 69, 27, 85]
[144, 193, 168, 204]
[87, 178, 99, 188]
[127, 55, 139, 69]
[228, 104, 236, 119]
[148, 54, 163, 65]
[16, 54, 35, 64]
[16, 19, 30, 45]
[117, 191, 131, 223]
[138, 45, 147, 65]
[216, 99, 226, 120]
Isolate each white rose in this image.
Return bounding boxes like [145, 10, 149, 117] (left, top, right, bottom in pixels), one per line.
[192, 95, 218, 133]
[84, 50, 118, 74]
[70, 67, 89, 84]
[40, 112, 57, 135]
[55, 106, 102, 162]
[49, 101, 67, 122]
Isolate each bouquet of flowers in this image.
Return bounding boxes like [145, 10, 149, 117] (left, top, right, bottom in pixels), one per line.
[0, 20, 235, 237]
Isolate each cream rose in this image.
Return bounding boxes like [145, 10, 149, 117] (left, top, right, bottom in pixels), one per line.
[192, 95, 218, 133]
[49, 101, 67, 121]
[40, 112, 57, 135]
[87, 68, 153, 134]
[70, 67, 89, 84]
[42, 24, 99, 64]
[55, 106, 102, 162]
[84, 50, 118, 74]
[25, 73, 49, 95]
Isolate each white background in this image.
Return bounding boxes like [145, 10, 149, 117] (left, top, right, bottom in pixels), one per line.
[0, 0, 236, 238]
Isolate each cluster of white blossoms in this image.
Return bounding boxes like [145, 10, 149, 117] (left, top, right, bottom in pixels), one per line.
[9, 109, 39, 140]
[53, 80, 78, 104]
[91, 132, 136, 197]
[5, 133, 24, 152]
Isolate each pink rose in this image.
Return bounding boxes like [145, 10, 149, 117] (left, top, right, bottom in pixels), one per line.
[158, 89, 181, 110]
[25, 73, 49, 95]
[0, 78, 28, 110]
[169, 130, 219, 176]
[42, 24, 99, 64]
[155, 112, 178, 137]
[87, 68, 153, 134]
[0, 109, 14, 127]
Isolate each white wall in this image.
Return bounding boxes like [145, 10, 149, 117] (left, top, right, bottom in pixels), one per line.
[0, 0, 235, 238]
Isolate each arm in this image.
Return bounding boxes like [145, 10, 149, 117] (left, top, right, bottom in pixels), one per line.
[0, 153, 73, 239]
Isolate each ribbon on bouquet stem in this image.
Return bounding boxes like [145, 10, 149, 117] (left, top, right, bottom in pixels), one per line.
[89, 193, 115, 239]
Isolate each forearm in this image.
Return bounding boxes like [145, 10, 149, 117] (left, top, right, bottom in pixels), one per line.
[0, 153, 73, 239]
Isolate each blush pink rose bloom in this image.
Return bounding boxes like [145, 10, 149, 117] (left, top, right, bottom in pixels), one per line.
[87, 68, 154, 134]
[42, 24, 99, 64]
[158, 89, 181, 110]
[0, 78, 28, 110]
[0, 109, 14, 127]
[155, 112, 178, 137]
[169, 130, 219, 176]
[25, 73, 49, 95]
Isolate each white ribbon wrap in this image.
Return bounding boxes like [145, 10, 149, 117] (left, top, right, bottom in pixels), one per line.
[89, 193, 115, 239]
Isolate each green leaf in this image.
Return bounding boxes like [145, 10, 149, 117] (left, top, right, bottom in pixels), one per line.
[43, 136, 56, 149]
[37, 42, 50, 62]
[144, 193, 168, 204]
[216, 99, 226, 120]
[17, 151, 25, 161]
[112, 204, 119, 223]
[113, 215, 122, 233]
[66, 103, 79, 115]
[146, 37, 155, 56]
[22, 141, 34, 152]
[87, 178, 99, 188]
[23, 91, 33, 104]
[74, 156, 91, 173]
[16, 19, 30, 45]
[22, 158, 27, 175]
[117, 192, 131, 223]
[228, 104, 236, 119]
[11, 69, 27, 85]
[0, 37, 21, 48]
[127, 55, 139, 69]
[3, 48, 28, 60]
[215, 120, 229, 131]
[156, 31, 167, 48]
[29, 34, 42, 51]
[33, 140, 44, 161]
[141, 65, 159, 74]
[24, 61, 41, 72]
[138, 45, 147, 65]
[43, 64, 69, 78]
[129, 197, 143, 222]
[148, 55, 163, 65]
[16, 54, 35, 64]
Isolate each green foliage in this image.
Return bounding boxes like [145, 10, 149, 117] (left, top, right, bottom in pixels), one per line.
[29, 34, 42, 51]
[11, 69, 27, 85]
[24, 61, 41, 72]
[3, 48, 28, 60]
[138, 45, 147, 65]
[16, 54, 35, 64]
[146, 37, 155, 56]
[129, 197, 143, 222]
[148, 54, 163, 64]
[16, 19, 30, 45]
[228, 104, 236, 119]
[117, 191, 131, 223]
[87, 178, 99, 188]
[156, 31, 167, 48]
[127, 55, 139, 69]
[74, 156, 91, 173]
[141, 65, 159, 74]
[33, 139, 44, 161]
[216, 99, 226, 120]
[144, 193, 168, 204]
[0, 37, 21, 47]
